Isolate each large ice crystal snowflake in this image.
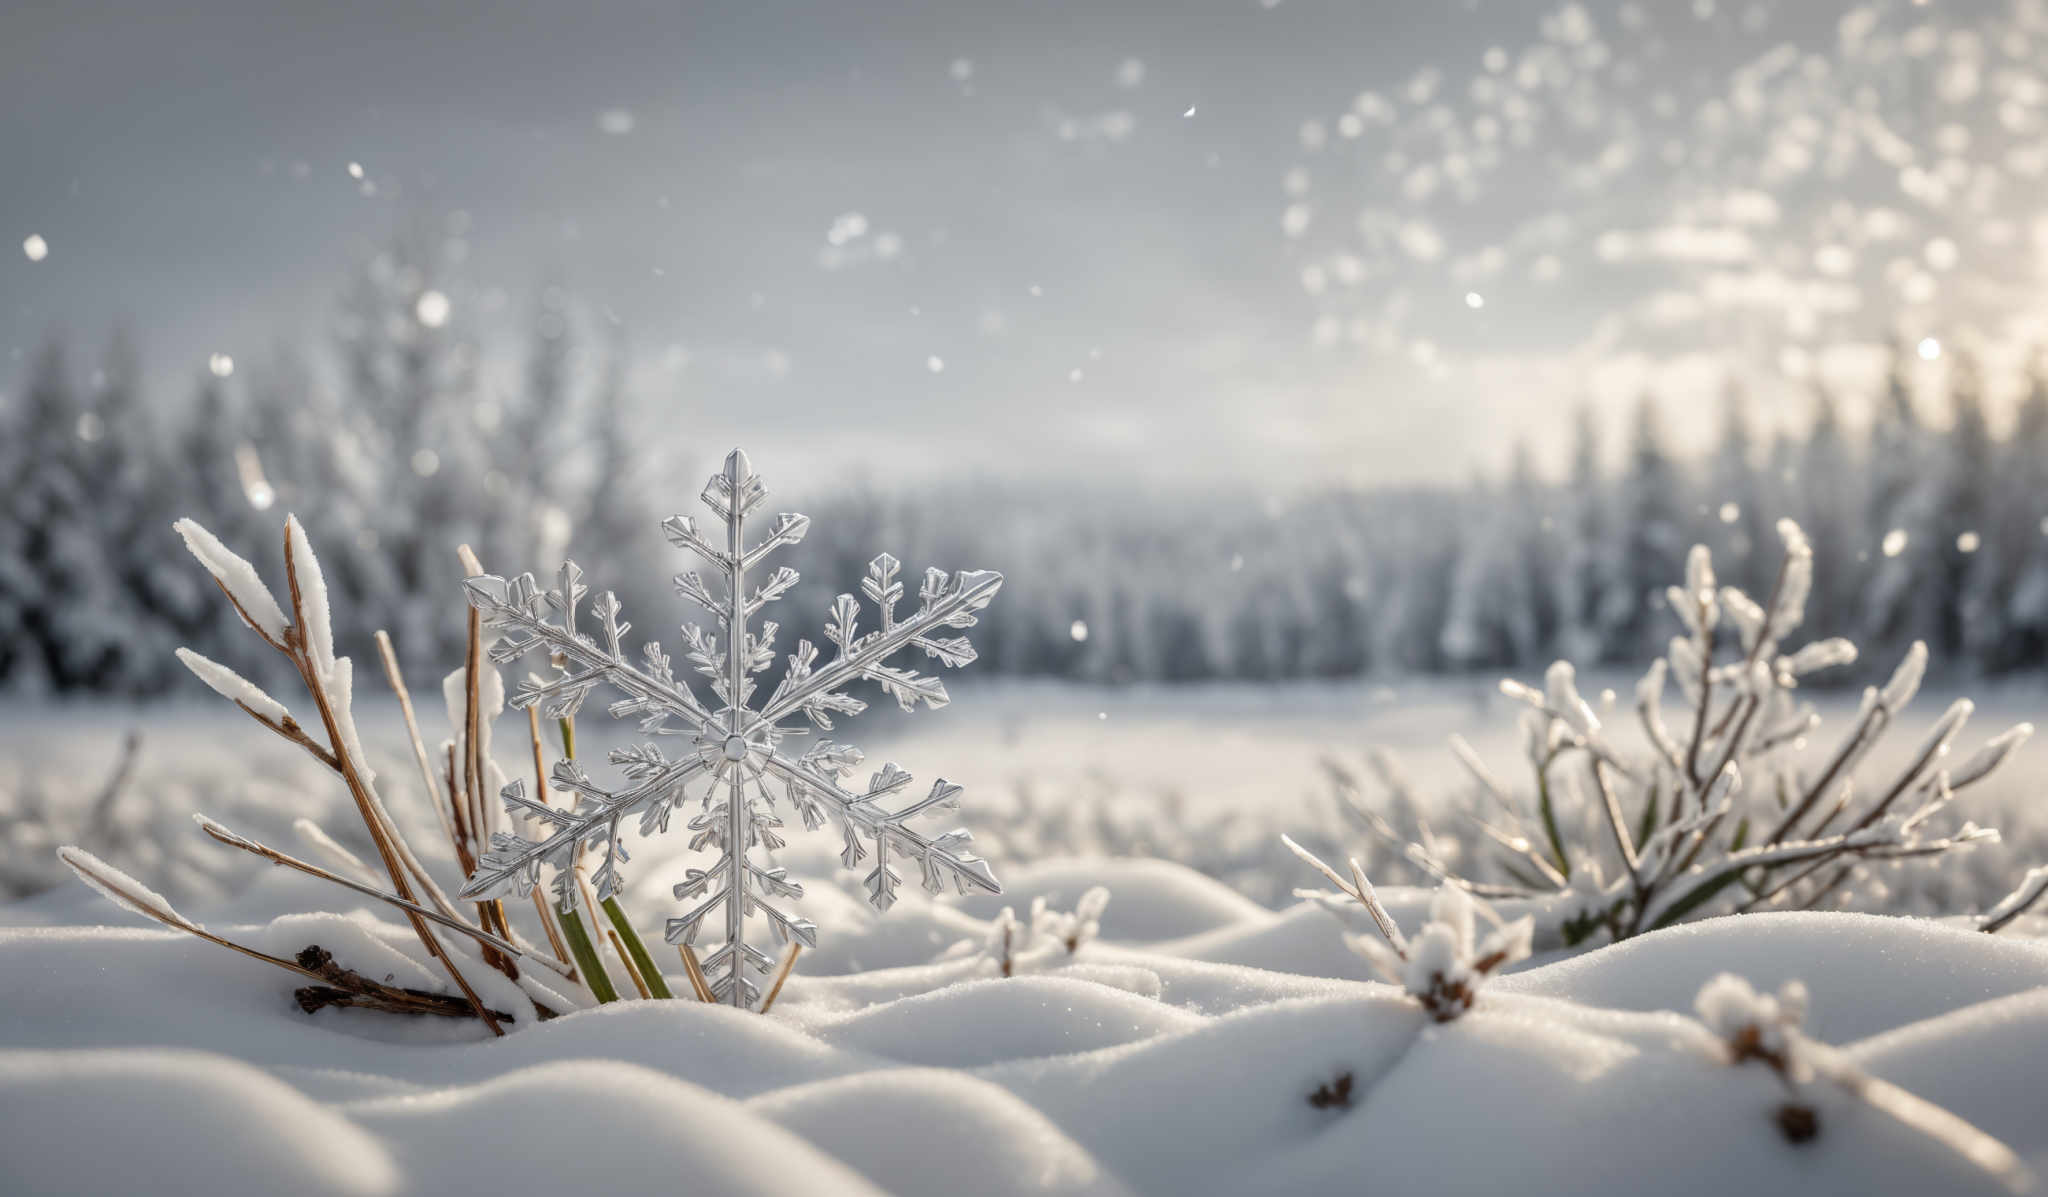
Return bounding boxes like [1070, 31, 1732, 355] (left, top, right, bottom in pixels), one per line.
[459, 449, 1003, 1006]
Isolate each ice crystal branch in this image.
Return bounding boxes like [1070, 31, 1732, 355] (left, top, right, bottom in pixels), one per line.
[460, 449, 1003, 1007]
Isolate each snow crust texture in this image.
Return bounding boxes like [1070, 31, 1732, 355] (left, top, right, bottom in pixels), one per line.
[4, 857, 2047, 1196]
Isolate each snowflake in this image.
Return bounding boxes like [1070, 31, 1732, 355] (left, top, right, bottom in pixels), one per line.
[459, 449, 1004, 1006]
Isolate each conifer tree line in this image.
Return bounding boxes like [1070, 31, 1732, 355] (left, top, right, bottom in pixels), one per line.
[779, 348, 2048, 687]
[0, 240, 662, 694]
[5, 261, 2047, 693]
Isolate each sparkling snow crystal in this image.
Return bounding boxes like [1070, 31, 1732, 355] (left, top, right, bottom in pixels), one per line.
[460, 449, 1004, 1006]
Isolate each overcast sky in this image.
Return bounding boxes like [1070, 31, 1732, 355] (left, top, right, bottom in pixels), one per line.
[4, 0, 2043, 492]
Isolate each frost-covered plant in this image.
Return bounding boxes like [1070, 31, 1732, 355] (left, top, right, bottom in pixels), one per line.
[1320, 519, 2035, 946]
[2, 732, 146, 899]
[1033, 885, 1110, 954]
[1978, 865, 2048, 933]
[1696, 973, 1813, 1090]
[1285, 836, 1530, 1021]
[965, 886, 1110, 977]
[457, 449, 1004, 1008]
[1695, 973, 2031, 1186]
[56, 516, 601, 1032]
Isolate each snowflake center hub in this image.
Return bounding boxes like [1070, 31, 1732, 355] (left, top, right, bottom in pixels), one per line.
[721, 734, 750, 762]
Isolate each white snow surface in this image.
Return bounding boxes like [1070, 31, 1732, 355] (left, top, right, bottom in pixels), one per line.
[5, 853, 2048, 1196]
[5, 685, 2048, 1194]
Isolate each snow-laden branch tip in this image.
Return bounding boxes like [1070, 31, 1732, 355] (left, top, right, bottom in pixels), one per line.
[57, 846, 203, 934]
[284, 514, 335, 679]
[174, 647, 289, 725]
[173, 517, 288, 643]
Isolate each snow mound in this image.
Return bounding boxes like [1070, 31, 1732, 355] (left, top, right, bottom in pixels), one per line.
[952, 857, 1272, 940]
[1495, 911, 2048, 1041]
[752, 1068, 1136, 1197]
[807, 974, 1204, 1067]
[346, 1061, 886, 1196]
[0, 1049, 398, 1197]
[4, 857, 2046, 1195]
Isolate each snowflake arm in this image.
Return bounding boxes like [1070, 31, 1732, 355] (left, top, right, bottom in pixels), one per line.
[760, 753, 1000, 908]
[463, 567, 723, 735]
[461, 755, 712, 909]
[759, 560, 1003, 726]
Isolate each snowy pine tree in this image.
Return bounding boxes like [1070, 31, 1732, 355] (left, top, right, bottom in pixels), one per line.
[1704, 380, 1773, 597]
[3, 339, 128, 688]
[165, 366, 276, 669]
[1554, 405, 1616, 663]
[1441, 446, 1554, 669]
[1796, 384, 1862, 658]
[1864, 343, 1942, 658]
[328, 235, 492, 670]
[81, 332, 200, 692]
[1967, 361, 2048, 670]
[1937, 353, 1996, 664]
[1608, 395, 1687, 662]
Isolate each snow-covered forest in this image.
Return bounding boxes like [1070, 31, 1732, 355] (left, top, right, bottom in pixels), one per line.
[8, 289, 2048, 692]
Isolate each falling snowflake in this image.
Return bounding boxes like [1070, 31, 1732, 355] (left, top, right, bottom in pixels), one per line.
[460, 449, 1004, 1006]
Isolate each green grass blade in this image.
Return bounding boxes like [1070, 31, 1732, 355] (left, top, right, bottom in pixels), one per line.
[558, 904, 620, 1004]
[601, 896, 674, 999]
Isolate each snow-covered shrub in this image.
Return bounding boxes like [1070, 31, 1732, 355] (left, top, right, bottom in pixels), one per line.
[1285, 837, 1530, 1021]
[1315, 520, 2036, 946]
[962, 886, 1111, 977]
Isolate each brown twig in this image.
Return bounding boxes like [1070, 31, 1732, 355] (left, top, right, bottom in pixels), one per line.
[293, 945, 516, 1022]
[678, 943, 717, 1003]
[233, 701, 340, 770]
[523, 709, 577, 976]
[758, 943, 802, 1014]
[375, 629, 458, 851]
[280, 525, 505, 1036]
[608, 929, 653, 998]
[83, 731, 143, 841]
[454, 545, 519, 976]
[195, 815, 570, 979]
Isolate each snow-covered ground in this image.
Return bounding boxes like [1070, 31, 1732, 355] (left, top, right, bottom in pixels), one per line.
[11, 675, 2047, 908]
[4, 679, 2047, 1195]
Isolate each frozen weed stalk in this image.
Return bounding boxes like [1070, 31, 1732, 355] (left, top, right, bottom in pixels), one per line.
[1284, 836, 1530, 1021]
[1695, 973, 2032, 1191]
[963, 885, 1110, 977]
[1317, 518, 2037, 946]
[461, 449, 1004, 1008]
[58, 515, 605, 1033]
